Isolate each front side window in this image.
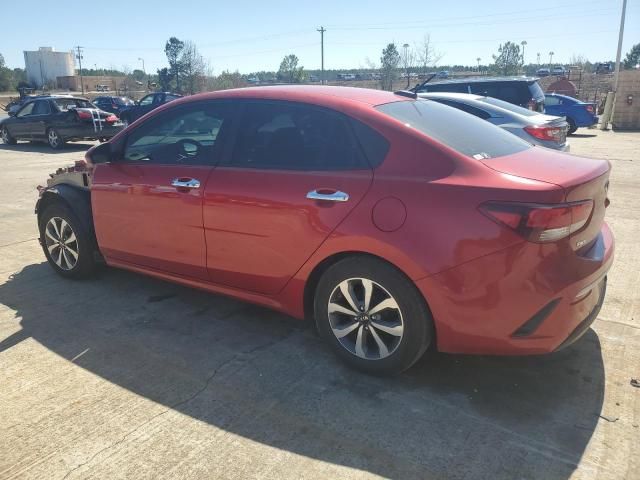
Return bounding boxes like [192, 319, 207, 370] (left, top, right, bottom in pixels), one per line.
[230, 101, 368, 171]
[377, 99, 531, 160]
[17, 102, 35, 117]
[123, 103, 230, 165]
[32, 100, 51, 115]
[138, 95, 154, 106]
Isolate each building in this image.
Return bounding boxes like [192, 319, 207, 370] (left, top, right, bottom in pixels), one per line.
[24, 47, 75, 88]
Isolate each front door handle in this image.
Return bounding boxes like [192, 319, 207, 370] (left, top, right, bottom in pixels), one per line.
[306, 189, 349, 202]
[171, 177, 200, 189]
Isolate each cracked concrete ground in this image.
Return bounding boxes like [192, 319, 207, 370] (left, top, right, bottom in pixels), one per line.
[0, 130, 638, 480]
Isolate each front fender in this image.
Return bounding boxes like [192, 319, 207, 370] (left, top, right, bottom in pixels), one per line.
[35, 184, 94, 235]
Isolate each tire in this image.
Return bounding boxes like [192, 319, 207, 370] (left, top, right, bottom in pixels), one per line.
[38, 202, 98, 279]
[1, 126, 17, 145]
[567, 118, 578, 135]
[314, 256, 433, 375]
[47, 128, 65, 149]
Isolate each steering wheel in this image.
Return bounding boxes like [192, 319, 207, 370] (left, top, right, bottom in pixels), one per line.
[176, 138, 203, 157]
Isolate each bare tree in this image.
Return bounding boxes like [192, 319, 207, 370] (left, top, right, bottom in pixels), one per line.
[415, 34, 443, 74]
[180, 41, 207, 94]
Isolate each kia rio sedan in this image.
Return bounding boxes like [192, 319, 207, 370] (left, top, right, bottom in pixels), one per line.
[35, 86, 614, 374]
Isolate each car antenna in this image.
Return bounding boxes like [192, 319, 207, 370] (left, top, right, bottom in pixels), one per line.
[410, 73, 437, 93]
[393, 90, 417, 99]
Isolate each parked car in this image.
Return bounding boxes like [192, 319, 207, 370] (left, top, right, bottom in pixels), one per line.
[35, 86, 613, 374]
[551, 66, 566, 76]
[1, 96, 123, 149]
[92, 96, 136, 115]
[437, 70, 449, 79]
[419, 92, 569, 151]
[414, 77, 546, 112]
[595, 62, 613, 74]
[544, 93, 598, 133]
[118, 92, 182, 126]
[536, 68, 551, 77]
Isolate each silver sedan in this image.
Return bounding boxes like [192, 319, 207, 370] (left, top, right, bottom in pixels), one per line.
[418, 92, 569, 151]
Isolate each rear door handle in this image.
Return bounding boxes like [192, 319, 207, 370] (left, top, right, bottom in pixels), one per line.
[171, 177, 201, 189]
[306, 189, 349, 202]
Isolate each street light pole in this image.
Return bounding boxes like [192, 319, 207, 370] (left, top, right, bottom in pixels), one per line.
[476, 57, 481, 73]
[403, 43, 410, 88]
[521, 41, 527, 73]
[138, 57, 146, 76]
[549, 51, 554, 67]
[317, 27, 326, 85]
[537, 52, 541, 65]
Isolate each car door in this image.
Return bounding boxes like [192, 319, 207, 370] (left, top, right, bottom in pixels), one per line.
[9, 101, 36, 139]
[92, 101, 235, 279]
[29, 99, 54, 139]
[132, 94, 156, 120]
[203, 100, 374, 295]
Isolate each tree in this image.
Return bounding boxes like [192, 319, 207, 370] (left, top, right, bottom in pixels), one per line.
[165, 37, 184, 91]
[624, 43, 640, 69]
[400, 44, 416, 88]
[415, 34, 442, 74]
[0, 53, 13, 92]
[277, 54, 304, 83]
[157, 67, 172, 91]
[492, 41, 522, 76]
[380, 43, 400, 91]
[180, 41, 207, 94]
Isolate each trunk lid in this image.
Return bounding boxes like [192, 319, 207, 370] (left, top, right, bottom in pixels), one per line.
[481, 147, 610, 250]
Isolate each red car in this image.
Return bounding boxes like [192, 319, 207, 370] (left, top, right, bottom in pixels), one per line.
[35, 86, 614, 374]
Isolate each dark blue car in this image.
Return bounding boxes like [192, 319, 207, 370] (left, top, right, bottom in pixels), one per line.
[544, 93, 598, 134]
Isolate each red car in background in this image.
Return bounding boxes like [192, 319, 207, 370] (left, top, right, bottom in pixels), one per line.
[35, 86, 614, 374]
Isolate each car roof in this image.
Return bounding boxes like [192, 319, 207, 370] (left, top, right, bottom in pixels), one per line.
[180, 85, 411, 107]
[426, 76, 539, 85]
[418, 92, 484, 101]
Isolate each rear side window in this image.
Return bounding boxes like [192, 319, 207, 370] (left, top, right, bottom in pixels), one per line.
[350, 119, 389, 167]
[376, 100, 531, 160]
[230, 101, 369, 171]
[544, 96, 561, 106]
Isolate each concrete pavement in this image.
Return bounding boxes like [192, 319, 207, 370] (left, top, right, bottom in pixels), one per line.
[0, 132, 638, 480]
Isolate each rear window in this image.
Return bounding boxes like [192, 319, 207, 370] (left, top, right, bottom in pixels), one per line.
[480, 96, 539, 117]
[528, 81, 544, 100]
[376, 99, 531, 160]
[53, 98, 93, 110]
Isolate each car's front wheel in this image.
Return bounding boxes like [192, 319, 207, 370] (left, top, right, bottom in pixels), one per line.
[1, 126, 17, 145]
[39, 203, 98, 278]
[47, 128, 65, 149]
[314, 256, 433, 375]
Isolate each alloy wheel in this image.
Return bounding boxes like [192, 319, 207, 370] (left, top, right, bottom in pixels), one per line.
[328, 278, 404, 360]
[44, 217, 79, 270]
[1, 128, 8, 143]
[48, 129, 59, 148]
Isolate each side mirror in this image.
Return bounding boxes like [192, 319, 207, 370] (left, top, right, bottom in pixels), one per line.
[8, 110, 16, 117]
[85, 142, 113, 165]
[135, 100, 140, 106]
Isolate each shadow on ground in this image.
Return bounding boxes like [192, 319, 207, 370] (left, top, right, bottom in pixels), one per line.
[0, 263, 605, 480]
[0, 141, 94, 154]
[569, 133, 598, 138]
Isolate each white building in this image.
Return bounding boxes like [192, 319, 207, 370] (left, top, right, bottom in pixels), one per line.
[24, 47, 75, 88]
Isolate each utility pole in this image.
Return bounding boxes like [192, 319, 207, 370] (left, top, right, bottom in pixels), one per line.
[403, 43, 410, 88]
[317, 27, 326, 85]
[75, 46, 84, 94]
[521, 41, 527, 73]
[138, 57, 146, 76]
[601, 0, 627, 130]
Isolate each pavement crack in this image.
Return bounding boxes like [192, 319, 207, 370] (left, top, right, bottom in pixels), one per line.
[0, 237, 39, 249]
[60, 328, 297, 480]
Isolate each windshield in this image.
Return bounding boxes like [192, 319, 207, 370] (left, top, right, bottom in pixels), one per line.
[116, 97, 135, 106]
[480, 97, 539, 117]
[376, 99, 531, 160]
[53, 98, 94, 110]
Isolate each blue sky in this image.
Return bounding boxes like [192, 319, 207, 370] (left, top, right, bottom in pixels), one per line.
[2, 0, 638, 73]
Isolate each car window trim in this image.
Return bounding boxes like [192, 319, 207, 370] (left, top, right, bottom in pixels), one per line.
[117, 99, 238, 167]
[219, 98, 372, 172]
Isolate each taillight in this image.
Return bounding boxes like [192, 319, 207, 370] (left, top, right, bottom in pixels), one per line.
[76, 110, 92, 120]
[480, 201, 594, 243]
[585, 104, 595, 114]
[524, 125, 564, 142]
[105, 114, 118, 122]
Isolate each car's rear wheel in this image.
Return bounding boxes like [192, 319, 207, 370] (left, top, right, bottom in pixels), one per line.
[1, 126, 17, 145]
[567, 117, 577, 135]
[47, 128, 65, 149]
[314, 256, 433, 375]
[39, 203, 97, 278]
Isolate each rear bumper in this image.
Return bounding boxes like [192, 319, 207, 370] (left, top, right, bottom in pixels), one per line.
[417, 222, 614, 355]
